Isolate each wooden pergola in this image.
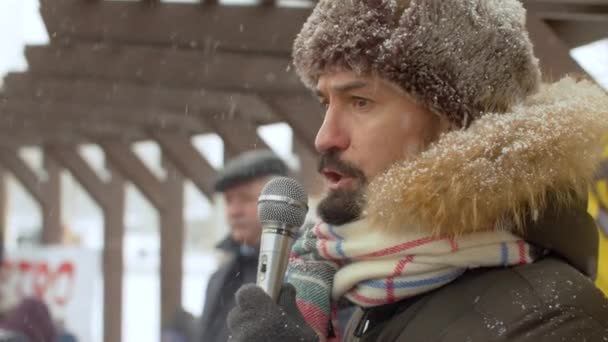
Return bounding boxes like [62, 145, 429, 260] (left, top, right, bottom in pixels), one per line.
[0, 0, 605, 341]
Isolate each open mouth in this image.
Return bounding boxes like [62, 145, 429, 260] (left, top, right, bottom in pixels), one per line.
[321, 168, 356, 190]
[323, 169, 344, 184]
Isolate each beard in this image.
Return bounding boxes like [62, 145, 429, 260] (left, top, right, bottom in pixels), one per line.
[317, 151, 368, 225]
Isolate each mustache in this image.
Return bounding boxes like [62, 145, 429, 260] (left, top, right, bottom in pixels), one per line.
[318, 150, 367, 181]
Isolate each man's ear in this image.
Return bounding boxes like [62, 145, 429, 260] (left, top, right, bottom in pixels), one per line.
[439, 116, 457, 134]
[424, 114, 454, 148]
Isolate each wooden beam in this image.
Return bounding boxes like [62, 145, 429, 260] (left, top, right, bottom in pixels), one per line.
[547, 20, 608, 48]
[526, 14, 586, 79]
[46, 145, 108, 207]
[40, 0, 312, 54]
[260, 94, 322, 154]
[0, 98, 204, 136]
[0, 149, 45, 203]
[0, 110, 151, 135]
[2, 74, 278, 127]
[100, 141, 165, 210]
[205, 118, 270, 160]
[0, 134, 64, 148]
[524, 0, 608, 21]
[41, 149, 62, 245]
[159, 157, 184, 333]
[253, 94, 323, 192]
[25, 44, 302, 94]
[0, 125, 142, 147]
[152, 133, 215, 198]
[0, 149, 64, 244]
[0, 94, 206, 130]
[0, 119, 147, 143]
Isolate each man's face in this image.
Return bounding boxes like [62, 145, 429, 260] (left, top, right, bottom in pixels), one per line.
[315, 70, 446, 225]
[224, 177, 269, 246]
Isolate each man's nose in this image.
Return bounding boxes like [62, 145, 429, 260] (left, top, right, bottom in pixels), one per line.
[227, 202, 244, 218]
[314, 107, 350, 154]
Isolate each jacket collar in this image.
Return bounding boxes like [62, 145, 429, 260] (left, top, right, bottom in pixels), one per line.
[365, 77, 608, 239]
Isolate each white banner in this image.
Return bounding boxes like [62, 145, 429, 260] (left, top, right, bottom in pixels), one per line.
[0, 247, 100, 341]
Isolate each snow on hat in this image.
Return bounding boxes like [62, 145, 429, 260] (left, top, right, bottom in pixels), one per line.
[293, 0, 542, 127]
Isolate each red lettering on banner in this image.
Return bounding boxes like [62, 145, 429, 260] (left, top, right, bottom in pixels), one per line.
[0, 259, 76, 307]
[53, 262, 75, 306]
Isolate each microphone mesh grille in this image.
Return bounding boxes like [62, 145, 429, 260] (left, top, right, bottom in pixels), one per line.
[258, 177, 308, 227]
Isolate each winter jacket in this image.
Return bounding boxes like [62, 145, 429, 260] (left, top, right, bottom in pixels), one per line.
[0, 299, 56, 342]
[196, 238, 258, 342]
[340, 79, 608, 341]
[343, 205, 608, 341]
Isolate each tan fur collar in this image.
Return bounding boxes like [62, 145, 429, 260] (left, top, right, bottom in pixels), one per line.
[365, 77, 608, 237]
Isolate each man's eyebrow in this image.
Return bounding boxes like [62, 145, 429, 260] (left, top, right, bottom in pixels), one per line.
[315, 80, 370, 97]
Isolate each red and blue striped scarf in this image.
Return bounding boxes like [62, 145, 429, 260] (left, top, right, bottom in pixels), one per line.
[287, 220, 535, 341]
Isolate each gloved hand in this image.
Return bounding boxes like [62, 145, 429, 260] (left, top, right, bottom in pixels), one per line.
[227, 283, 319, 342]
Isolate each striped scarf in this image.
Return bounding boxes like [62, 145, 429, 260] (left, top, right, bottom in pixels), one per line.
[286, 220, 535, 341]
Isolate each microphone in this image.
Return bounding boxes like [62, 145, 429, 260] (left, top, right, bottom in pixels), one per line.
[257, 176, 308, 302]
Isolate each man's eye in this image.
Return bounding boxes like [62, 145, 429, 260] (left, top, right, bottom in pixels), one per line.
[353, 97, 370, 108]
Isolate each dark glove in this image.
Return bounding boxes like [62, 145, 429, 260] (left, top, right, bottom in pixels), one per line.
[227, 283, 319, 342]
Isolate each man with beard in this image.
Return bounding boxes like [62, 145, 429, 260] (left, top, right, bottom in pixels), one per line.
[196, 150, 288, 342]
[227, 0, 608, 341]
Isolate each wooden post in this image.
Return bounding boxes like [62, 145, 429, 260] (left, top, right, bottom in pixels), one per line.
[526, 14, 585, 80]
[100, 141, 185, 336]
[41, 149, 62, 244]
[206, 118, 269, 162]
[48, 145, 125, 342]
[0, 167, 5, 260]
[0, 148, 63, 245]
[153, 133, 215, 198]
[103, 164, 125, 342]
[160, 156, 184, 333]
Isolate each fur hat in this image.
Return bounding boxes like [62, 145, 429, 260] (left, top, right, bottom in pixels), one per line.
[293, 0, 542, 127]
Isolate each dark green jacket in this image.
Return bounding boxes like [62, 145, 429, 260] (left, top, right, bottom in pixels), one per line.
[197, 238, 259, 342]
[343, 206, 608, 342]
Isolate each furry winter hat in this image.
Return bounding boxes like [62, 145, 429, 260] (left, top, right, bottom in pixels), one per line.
[293, 0, 542, 127]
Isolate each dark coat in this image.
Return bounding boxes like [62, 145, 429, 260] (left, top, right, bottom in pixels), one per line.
[342, 206, 608, 342]
[197, 238, 258, 342]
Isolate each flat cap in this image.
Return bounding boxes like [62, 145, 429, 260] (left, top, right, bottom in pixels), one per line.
[214, 150, 289, 192]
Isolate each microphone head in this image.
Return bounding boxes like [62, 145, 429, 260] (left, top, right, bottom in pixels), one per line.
[258, 177, 308, 228]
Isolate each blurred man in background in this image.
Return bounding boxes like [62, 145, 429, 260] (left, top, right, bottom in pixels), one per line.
[196, 150, 288, 342]
[0, 298, 56, 342]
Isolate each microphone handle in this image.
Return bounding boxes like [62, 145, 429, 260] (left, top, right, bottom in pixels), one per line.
[256, 223, 298, 302]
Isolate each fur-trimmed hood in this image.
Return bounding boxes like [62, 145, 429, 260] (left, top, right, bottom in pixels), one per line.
[365, 77, 608, 237]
